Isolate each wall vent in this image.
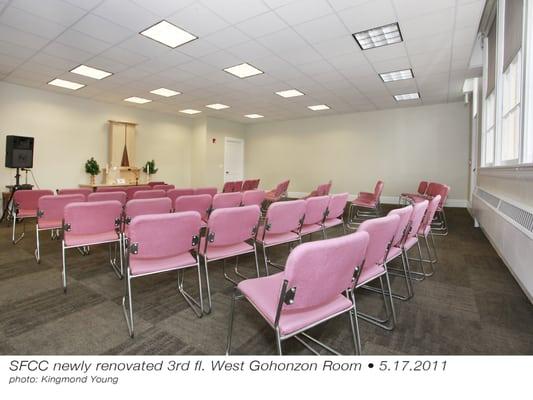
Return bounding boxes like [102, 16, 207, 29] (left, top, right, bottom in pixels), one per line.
[499, 200, 533, 234]
[476, 188, 501, 208]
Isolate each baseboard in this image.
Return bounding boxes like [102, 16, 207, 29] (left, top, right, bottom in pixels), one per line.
[288, 192, 468, 208]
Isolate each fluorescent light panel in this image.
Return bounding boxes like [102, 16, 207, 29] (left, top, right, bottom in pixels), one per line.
[140, 20, 197, 48]
[379, 68, 413, 82]
[124, 97, 152, 104]
[47, 78, 85, 90]
[394, 92, 420, 101]
[308, 104, 330, 111]
[224, 63, 263, 78]
[275, 89, 305, 98]
[245, 114, 264, 119]
[150, 88, 181, 97]
[206, 103, 230, 110]
[353, 22, 402, 50]
[70, 64, 112, 80]
[179, 109, 202, 114]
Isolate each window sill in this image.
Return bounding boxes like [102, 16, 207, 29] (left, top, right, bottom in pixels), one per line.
[478, 164, 533, 180]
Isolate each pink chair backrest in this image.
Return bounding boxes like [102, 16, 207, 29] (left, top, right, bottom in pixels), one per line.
[406, 200, 428, 239]
[358, 214, 400, 270]
[282, 231, 369, 311]
[128, 212, 202, 274]
[166, 188, 194, 205]
[232, 181, 243, 192]
[126, 186, 151, 201]
[387, 205, 414, 247]
[420, 195, 441, 232]
[153, 184, 175, 191]
[38, 194, 85, 226]
[175, 194, 212, 221]
[436, 185, 450, 209]
[222, 182, 234, 193]
[242, 179, 260, 191]
[194, 187, 217, 197]
[57, 188, 92, 199]
[264, 199, 305, 234]
[96, 187, 127, 192]
[63, 200, 122, 237]
[147, 181, 165, 187]
[425, 182, 442, 197]
[212, 192, 242, 210]
[315, 182, 330, 196]
[274, 180, 290, 197]
[373, 180, 384, 199]
[326, 193, 349, 220]
[206, 205, 260, 247]
[417, 181, 428, 195]
[88, 191, 126, 205]
[125, 198, 172, 223]
[13, 189, 54, 212]
[303, 196, 330, 225]
[242, 190, 266, 206]
[133, 189, 166, 200]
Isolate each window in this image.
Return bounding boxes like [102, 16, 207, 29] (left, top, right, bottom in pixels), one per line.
[484, 91, 496, 166]
[501, 51, 521, 163]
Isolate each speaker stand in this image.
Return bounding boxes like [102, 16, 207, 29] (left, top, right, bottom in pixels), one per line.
[0, 168, 21, 223]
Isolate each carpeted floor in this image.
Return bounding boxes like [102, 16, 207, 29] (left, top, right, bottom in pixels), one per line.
[0, 206, 532, 355]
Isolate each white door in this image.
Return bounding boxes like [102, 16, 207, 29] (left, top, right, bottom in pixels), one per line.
[224, 137, 244, 182]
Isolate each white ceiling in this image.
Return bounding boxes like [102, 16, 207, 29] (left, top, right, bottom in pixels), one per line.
[0, 0, 485, 123]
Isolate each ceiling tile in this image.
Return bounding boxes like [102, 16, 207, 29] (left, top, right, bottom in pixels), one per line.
[130, 0, 194, 18]
[11, 0, 86, 26]
[236, 11, 288, 38]
[168, 3, 229, 37]
[92, 0, 160, 32]
[56, 29, 112, 55]
[338, 0, 396, 33]
[275, 0, 333, 26]
[392, 0, 455, 20]
[0, 6, 67, 39]
[293, 14, 348, 44]
[71, 14, 134, 44]
[201, 0, 270, 24]
[400, 7, 455, 40]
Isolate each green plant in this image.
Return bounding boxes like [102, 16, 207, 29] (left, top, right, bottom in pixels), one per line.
[142, 159, 158, 174]
[85, 157, 100, 176]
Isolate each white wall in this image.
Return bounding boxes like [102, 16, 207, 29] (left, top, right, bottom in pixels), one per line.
[0, 81, 193, 190]
[245, 102, 470, 205]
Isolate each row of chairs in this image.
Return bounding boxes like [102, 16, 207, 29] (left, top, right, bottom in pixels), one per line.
[222, 179, 260, 193]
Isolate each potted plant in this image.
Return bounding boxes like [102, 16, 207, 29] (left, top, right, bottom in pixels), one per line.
[85, 157, 100, 185]
[142, 159, 158, 182]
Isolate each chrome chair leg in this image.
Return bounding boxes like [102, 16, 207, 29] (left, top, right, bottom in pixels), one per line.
[226, 288, 238, 355]
[61, 240, 67, 293]
[177, 262, 204, 318]
[35, 225, 40, 263]
[203, 258, 212, 314]
[122, 268, 134, 338]
[275, 328, 283, 355]
[348, 291, 362, 355]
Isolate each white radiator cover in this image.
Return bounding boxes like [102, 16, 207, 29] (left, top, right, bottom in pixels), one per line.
[472, 188, 533, 302]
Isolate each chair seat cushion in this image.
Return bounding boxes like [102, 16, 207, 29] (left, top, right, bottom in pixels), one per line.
[386, 246, 403, 263]
[299, 223, 322, 236]
[65, 230, 119, 247]
[356, 263, 386, 287]
[130, 252, 197, 276]
[38, 219, 62, 230]
[256, 226, 299, 247]
[199, 239, 253, 260]
[403, 236, 417, 251]
[17, 209, 37, 218]
[323, 218, 343, 228]
[238, 273, 352, 337]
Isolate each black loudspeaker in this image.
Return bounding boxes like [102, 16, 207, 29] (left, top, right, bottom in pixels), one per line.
[5, 135, 34, 169]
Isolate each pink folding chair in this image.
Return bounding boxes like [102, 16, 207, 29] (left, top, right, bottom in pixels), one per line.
[354, 214, 400, 332]
[255, 199, 306, 275]
[123, 212, 203, 336]
[200, 205, 261, 313]
[222, 181, 234, 193]
[125, 185, 151, 201]
[57, 188, 92, 199]
[431, 185, 450, 235]
[166, 188, 194, 209]
[96, 186, 127, 192]
[242, 190, 266, 206]
[323, 193, 349, 237]
[300, 196, 330, 240]
[88, 191, 127, 205]
[35, 194, 85, 263]
[62, 201, 123, 292]
[227, 231, 369, 355]
[400, 181, 428, 202]
[123, 198, 172, 242]
[147, 181, 165, 187]
[212, 192, 242, 211]
[153, 184, 175, 191]
[411, 195, 441, 275]
[348, 180, 384, 226]
[175, 194, 212, 228]
[132, 189, 166, 200]
[11, 189, 54, 244]
[194, 187, 217, 197]
[264, 180, 290, 205]
[232, 181, 243, 192]
[242, 179, 260, 191]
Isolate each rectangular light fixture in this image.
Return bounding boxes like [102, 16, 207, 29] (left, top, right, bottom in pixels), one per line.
[206, 103, 230, 110]
[140, 20, 197, 48]
[224, 63, 264, 78]
[47, 78, 85, 90]
[150, 88, 181, 97]
[394, 92, 420, 101]
[275, 89, 305, 98]
[244, 114, 264, 119]
[379, 68, 413, 82]
[353, 22, 402, 50]
[179, 109, 202, 114]
[70, 64, 112, 80]
[124, 96, 152, 104]
[308, 104, 330, 111]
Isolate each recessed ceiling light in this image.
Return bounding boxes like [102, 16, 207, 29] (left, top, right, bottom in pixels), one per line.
[47, 78, 85, 90]
[353, 22, 403, 50]
[394, 92, 420, 101]
[275, 89, 305, 98]
[224, 63, 264, 79]
[308, 104, 331, 111]
[379, 68, 413, 82]
[244, 114, 264, 119]
[124, 97, 152, 104]
[150, 88, 181, 97]
[179, 109, 202, 114]
[206, 103, 230, 110]
[70, 64, 112, 80]
[140, 20, 197, 48]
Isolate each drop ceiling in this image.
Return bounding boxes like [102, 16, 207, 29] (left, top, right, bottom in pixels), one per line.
[0, 0, 485, 123]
